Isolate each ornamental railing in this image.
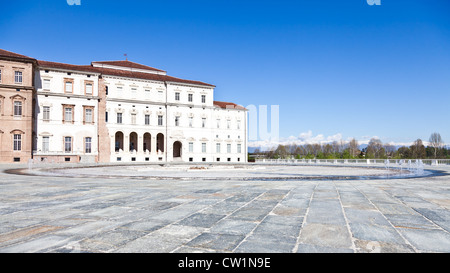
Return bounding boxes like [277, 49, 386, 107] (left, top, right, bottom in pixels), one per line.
[255, 158, 450, 166]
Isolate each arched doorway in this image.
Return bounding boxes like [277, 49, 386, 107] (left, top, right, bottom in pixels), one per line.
[129, 132, 138, 152]
[156, 133, 164, 153]
[143, 133, 151, 152]
[115, 132, 124, 152]
[173, 141, 182, 158]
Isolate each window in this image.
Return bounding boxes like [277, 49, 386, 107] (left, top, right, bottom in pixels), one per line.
[216, 119, 220, 129]
[117, 86, 123, 93]
[201, 95, 206, 103]
[14, 101, 22, 117]
[105, 112, 108, 123]
[202, 143, 206, 153]
[85, 83, 93, 95]
[64, 107, 73, 122]
[175, 92, 180, 101]
[145, 115, 150, 125]
[43, 79, 50, 90]
[175, 116, 180, 127]
[189, 117, 193, 127]
[237, 144, 242, 153]
[15, 71, 23, 84]
[131, 114, 136, 125]
[189, 142, 193, 153]
[117, 113, 122, 124]
[84, 108, 93, 123]
[216, 143, 221, 153]
[237, 120, 241, 130]
[43, 106, 50, 121]
[227, 144, 231, 153]
[188, 94, 193, 102]
[65, 80, 73, 93]
[85, 137, 92, 153]
[0, 69, 2, 82]
[158, 115, 163, 126]
[64, 137, 72, 153]
[202, 118, 206, 128]
[13, 134, 22, 151]
[227, 120, 231, 129]
[105, 86, 109, 95]
[42, 137, 49, 152]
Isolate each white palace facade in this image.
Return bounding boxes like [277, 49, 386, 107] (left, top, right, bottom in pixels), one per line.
[21, 53, 247, 164]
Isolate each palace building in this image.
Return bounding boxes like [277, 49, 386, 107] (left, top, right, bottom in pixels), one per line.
[0, 49, 248, 163]
[0, 49, 36, 163]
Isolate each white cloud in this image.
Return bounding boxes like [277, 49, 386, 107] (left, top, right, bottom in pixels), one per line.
[248, 131, 448, 150]
[248, 130, 346, 150]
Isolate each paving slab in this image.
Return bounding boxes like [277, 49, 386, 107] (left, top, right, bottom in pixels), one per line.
[1, 164, 450, 253]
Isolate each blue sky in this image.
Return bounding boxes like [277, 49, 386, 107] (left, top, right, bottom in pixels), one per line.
[1, 0, 449, 148]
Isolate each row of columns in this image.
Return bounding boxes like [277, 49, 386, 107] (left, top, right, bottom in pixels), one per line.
[114, 131, 165, 154]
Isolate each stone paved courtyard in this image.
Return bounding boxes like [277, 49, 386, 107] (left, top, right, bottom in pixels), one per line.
[1, 163, 450, 253]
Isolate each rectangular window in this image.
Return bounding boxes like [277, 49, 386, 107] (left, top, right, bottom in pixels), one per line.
[43, 79, 51, 90]
[175, 116, 180, 127]
[64, 137, 72, 153]
[13, 134, 22, 151]
[117, 86, 123, 92]
[42, 136, 49, 152]
[216, 119, 220, 129]
[202, 143, 206, 153]
[131, 114, 136, 125]
[216, 143, 221, 153]
[43, 106, 50, 121]
[14, 101, 22, 117]
[145, 115, 150, 125]
[175, 92, 180, 101]
[189, 142, 193, 153]
[85, 83, 93, 95]
[158, 115, 163, 126]
[201, 95, 206, 103]
[65, 81, 73, 93]
[85, 108, 93, 123]
[85, 137, 92, 153]
[189, 117, 193, 127]
[15, 71, 23, 84]
[117, 113, 122, 124]
[237, 144, 242, 153]
[237, 120, 241, 130]
[227, 144, 231, 153]
[188, 94, 193, 102]
[202, 118, 206, 128]
[0, 69, 2, 82]
[227, 120, 231, 129]
[105, 112, 108, 123]
[64, 107, 73, 122]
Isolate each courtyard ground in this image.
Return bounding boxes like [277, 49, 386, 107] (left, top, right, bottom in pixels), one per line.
[0, 163, 449, 253]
